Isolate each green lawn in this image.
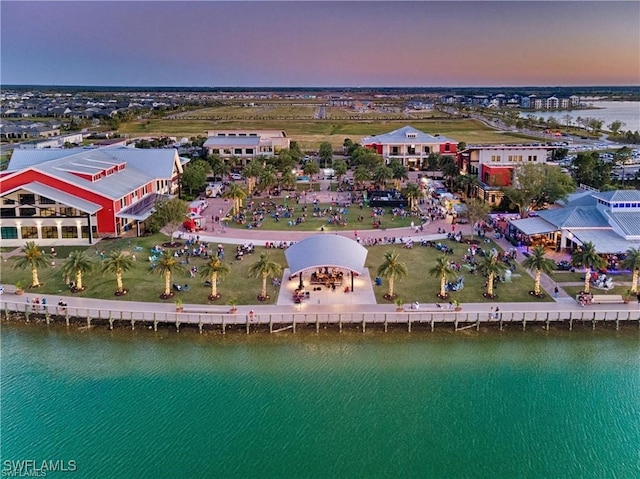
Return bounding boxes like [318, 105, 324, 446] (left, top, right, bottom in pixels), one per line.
[366, 240, 550, 305]
[228, 200, 417, 231]
[2, 235, 549, 306]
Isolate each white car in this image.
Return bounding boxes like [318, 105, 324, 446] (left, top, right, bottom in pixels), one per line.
[230, 173, 242, 181]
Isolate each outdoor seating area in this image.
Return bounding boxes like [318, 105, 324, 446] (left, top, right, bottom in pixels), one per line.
[577, 293, 625, 305]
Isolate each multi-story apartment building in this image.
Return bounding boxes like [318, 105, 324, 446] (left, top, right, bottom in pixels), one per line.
[203, 130, 290, 165]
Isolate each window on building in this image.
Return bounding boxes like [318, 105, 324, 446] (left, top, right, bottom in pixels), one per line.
[223, 149, 231, 155]
[444, 144, 450, 152]
[407, 146, 416, 155]
[1, 208, 16, 217]
[20, 226, 38, 238]
[1, 226, 18, 239]
[61, 226, 78, 238]
[19, 194, 35, 205]
[492, 155, 501, 162]
[39, 208, 56, 217]
[39, 196, 55, 204]
[423, 146, 430, 154]
[211, 149, 220, 154]
[3, 199, 16, 205]
[234, 149, 242, 155]
[20, 208, 36, 217]
[81, 226, 97, 238]
[246, 148, 254, 155]
[60, 207, 77, 217]
[391, 146, 399, 155]
[41, 226, 58, 238]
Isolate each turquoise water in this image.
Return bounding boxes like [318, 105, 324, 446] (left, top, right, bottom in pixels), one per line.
[2, 325, 639, 479]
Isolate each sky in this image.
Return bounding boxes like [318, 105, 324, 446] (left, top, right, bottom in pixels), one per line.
[1, 1, 639, 87]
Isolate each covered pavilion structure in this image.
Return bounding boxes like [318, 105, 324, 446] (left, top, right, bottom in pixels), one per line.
[282, 235, 374, 306]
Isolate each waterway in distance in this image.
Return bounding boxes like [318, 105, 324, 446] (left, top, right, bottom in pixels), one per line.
[521, 100, 640, 133]
[1, 324, 639, 479]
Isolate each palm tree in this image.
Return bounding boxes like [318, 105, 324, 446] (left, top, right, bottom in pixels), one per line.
[353, 165, 371, 189]
[521, 245, 556, 297]
[61, 250, 94, 292]
[101, 251, 135, 295]
[477, 251, 507, 298]
[154, 252, 184, 299]
[248, 253, 282, 301]
[13, 241, 50, 288]
[243, 158, 263, 194]
[621, 247, 640, 294]
[258, 165, 278, 195]
[377, 251, 408, 300]
[402, 183, 423, 211]
[428, 254, 455, 299]
[571, 241, 606, 293]
[280, 170, 297, 191]
[199, 257, 231, 300]
[222, 182, 247, 216]
[390, 161, 409, 189]
[372, 165, 393, 190]
[302, 159, 320, 183]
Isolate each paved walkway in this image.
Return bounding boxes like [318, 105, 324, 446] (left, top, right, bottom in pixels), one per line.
[3, 186, 638, 317]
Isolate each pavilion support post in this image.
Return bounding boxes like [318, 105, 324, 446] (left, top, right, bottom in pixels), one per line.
[339, 314, 342, 333]
[351, 272, 354, 292]
[269, 316, 273, 333]
[299, 273, 303, 290]
[407, 315, 412, 333]
[431, 318, 435, 332]
[384, 315, 388, 332]
[316, 315, 320, 333]
[616, 312, 620, 331]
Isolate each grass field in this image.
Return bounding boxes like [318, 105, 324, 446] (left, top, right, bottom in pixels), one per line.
[2, 233, 548, 307]
[228, 200, 418, 231]
[118, 116, 537, 150]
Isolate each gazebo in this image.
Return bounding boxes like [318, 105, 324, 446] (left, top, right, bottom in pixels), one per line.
[285, 234, 368, 292]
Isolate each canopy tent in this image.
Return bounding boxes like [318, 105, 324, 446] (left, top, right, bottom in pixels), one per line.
[285, 234, 368, 276]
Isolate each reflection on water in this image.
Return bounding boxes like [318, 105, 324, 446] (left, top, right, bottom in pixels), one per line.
[2, 324, 639, 479]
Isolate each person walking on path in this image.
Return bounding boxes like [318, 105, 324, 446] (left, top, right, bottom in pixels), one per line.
[554, 286, 559, 299]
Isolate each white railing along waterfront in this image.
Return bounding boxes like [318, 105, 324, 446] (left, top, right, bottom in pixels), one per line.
[2, 300, 639, 333]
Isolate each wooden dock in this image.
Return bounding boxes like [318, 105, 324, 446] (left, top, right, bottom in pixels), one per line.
[2, 300, 639, 334]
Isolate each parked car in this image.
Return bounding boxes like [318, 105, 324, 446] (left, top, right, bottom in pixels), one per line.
[230, 173, 242, 181]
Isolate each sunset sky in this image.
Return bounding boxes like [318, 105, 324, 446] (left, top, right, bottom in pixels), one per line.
[1, 1, 639, 87]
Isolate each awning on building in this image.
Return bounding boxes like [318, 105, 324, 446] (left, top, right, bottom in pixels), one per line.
[510, 216, 558, 236]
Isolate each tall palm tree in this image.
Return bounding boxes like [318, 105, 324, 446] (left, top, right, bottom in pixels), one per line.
[372, 165, 393, 190]
[521, 245, 556, 296]
[199, 257, 231, 300]
[621, 247, 640, 294]
[302, 159, 320, 183]
[571, 241, 606, 294]
[101, 251, 135, 295]
[154, 252, 184, 299]
[402, 183, 423, 211]
[61, 250, 94, 292]
[353, 165, 371, 190]
[390, 162, 409, 189]
[13, 241, 50, 288]
[428, 254, 455, 299]
[258, 165, 278, 195]
[222, 182, 247, 216]
[243, 158, 263, 194]
[280, 170, 297, 192]
[377, 251, 408, 300]
[248, 253, 282, 301]
[477, 251, 507, 298]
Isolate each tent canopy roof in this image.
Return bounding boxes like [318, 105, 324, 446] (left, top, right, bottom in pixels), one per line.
[285, 235, 368, 276]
